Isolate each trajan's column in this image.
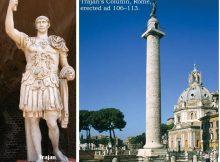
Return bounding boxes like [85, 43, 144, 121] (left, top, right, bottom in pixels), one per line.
[138, 0, 167, 159]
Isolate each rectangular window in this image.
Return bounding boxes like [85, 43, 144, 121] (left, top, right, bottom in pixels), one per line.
[177, 116, 181, 123]
[196, 140, 199, 147]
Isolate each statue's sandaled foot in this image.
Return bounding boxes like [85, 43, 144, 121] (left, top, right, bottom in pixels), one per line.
[36, 159, 43, 162]
[54, 150, 69, 162]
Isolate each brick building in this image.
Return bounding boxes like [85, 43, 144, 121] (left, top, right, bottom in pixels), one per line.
[200, 113, 219, 151]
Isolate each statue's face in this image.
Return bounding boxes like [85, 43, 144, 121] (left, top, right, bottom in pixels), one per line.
[35, 18, 50, 33]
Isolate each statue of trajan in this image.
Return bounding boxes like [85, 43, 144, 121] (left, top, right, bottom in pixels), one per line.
[5, 0, 75, 161]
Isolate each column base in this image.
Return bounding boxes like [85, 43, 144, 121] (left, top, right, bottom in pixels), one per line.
[137, 148, 168, 157]
[143, 142, 164, 149]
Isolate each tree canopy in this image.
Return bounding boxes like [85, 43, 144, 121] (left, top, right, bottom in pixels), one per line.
[129, 132, 145, 148]
[79, 110, 93, 132]
[128, 123, 174, 148]
[91, 108, 126, 147]
[79, 110, 94, 142]
[80, 108, 126, 148]
[91, 108, 126, 133]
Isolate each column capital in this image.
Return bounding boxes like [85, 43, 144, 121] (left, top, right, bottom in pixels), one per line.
[142, 28, 165, 39]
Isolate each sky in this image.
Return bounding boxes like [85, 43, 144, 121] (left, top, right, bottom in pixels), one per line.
[79, 0, 219, 140]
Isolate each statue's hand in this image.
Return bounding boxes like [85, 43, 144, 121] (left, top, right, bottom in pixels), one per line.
[60, 66, 75, 81]
[9, 0, 18, 11]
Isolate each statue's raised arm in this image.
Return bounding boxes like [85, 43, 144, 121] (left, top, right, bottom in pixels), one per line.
[5, 0, 21, 44]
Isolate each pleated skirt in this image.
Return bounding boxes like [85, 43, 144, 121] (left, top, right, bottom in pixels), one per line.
[19, 77, 63, 118]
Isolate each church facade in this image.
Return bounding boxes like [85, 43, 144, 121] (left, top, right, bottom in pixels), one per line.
[168, 66, 218, 152]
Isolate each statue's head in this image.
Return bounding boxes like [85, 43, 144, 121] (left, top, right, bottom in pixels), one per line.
[35, 16, 50, 33]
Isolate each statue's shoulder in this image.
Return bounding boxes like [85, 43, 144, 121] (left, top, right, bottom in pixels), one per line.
[48, 35, 69, 53]
[49, 35, 65, 43]
[16, 33, 36, 49]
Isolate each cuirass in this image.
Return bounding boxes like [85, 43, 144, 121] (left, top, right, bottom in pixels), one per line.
[24, 38, 60, 80]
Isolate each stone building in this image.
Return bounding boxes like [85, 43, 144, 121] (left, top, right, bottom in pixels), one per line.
[168, 66, 218, 152]
[199, 113, 219, 151]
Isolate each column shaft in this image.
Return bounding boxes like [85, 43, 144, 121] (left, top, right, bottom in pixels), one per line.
[144, 34, 163, 149]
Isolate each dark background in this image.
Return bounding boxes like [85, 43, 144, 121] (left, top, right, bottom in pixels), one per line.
[0, 0, 76, 161]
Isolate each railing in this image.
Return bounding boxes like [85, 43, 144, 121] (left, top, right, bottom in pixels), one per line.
[81, 148, 218, 162]
[168, 151, 218, 162]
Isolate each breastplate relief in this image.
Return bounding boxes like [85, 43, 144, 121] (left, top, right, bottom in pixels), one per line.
[26, 39, 58, 79]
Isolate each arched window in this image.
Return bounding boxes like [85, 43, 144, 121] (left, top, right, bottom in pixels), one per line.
[191, 112, 194, 119]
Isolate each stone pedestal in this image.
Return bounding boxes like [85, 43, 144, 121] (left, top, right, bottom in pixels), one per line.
[112, 157, 118, 162]
[193, 155, 198, 162]
[171, 156, 176, 162]
[137, 148, 167, 157]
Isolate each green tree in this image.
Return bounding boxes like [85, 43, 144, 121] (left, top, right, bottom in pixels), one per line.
[91, 108, 126, 148]
[161, 123, 168, 136]
[128, 123, 174, 148]
[80, 134, 87, 144]
[129, 133, 145, 148]
[161, 123, 174, 136]
[97, 137, 109, 146]
[79, 110, 94, 142]
[167, 123, 174, 130]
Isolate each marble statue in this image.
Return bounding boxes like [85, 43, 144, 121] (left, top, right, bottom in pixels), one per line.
[5, 0, 75, 161]
[150, 0, 156, 18]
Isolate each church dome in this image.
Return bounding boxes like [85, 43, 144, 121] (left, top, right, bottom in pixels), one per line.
[177, 65, 212, 104]
[178, 85, 212, 104]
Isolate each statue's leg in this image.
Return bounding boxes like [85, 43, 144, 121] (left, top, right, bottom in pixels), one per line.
[25, 117, 42, 161]
[30, 117, 42, 156]
[25, 117, 38, 161]
[45, 111, 69, 162]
